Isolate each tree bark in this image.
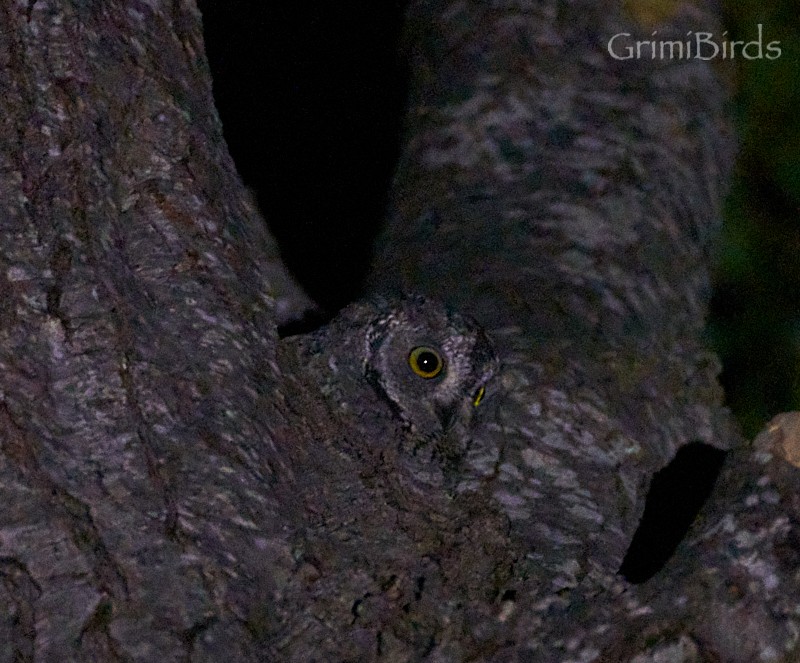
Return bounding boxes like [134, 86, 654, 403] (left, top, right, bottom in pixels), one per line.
[0, 2, 307, 659]
[1, 1, 797, 662]
[370, 0, 740, 580]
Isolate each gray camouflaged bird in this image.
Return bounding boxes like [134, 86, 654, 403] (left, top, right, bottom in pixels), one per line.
[279, 294, 498, 493]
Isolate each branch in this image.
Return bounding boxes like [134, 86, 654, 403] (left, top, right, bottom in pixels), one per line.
[370, 0, 740, 581]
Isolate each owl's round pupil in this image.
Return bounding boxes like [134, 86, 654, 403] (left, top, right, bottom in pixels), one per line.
[418, 352, 437, 370]
[408, 346, 444, 379]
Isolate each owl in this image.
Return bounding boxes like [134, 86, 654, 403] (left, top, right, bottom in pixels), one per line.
[281, 294, 497, 467]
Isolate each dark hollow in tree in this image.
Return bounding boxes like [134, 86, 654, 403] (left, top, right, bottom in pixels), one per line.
[619, 442, 728, 584]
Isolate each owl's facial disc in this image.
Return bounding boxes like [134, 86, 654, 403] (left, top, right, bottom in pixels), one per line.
[404, 342, 489, 432]
[361, 297, 497, 443]
[407, 343, 462, 431]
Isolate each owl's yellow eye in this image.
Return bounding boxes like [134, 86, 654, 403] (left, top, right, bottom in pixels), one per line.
[472, 385, 485, 407]
[408, 346, 444, 379]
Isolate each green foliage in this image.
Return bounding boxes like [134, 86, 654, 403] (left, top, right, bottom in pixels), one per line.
[709, 3, 800, 437]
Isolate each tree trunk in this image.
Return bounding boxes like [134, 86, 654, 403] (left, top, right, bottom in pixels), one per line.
[1, 1, 797, 662]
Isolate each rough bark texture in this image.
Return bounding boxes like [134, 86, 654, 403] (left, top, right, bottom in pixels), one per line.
[370, 0, 741, 583]
[0, 0, 798, 662]
[0, 2, 306, 660]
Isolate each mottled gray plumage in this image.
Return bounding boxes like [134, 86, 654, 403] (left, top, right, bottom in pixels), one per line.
[281, 295, 497, 481]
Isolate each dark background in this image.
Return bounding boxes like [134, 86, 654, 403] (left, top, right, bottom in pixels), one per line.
[198, 1, 408, 313]
[197, 1, 800, 441]
[710, 4, 800, 438]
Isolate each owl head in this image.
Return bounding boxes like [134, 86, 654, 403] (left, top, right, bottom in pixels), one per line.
[286, 294, 497, 453]
[360, 295, 496, 442]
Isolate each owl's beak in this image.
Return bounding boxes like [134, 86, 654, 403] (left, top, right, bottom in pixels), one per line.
[435, 404, 456, 431]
